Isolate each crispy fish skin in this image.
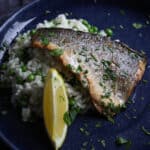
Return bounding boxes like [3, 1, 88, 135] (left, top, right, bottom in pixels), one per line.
[31, 28, 147, 115]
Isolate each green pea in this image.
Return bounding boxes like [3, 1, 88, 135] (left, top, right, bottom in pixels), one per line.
[105, 28, 113, 36]
[27, 74, 35, 82]
[82, 19, 89, 26]
[30, 29, 36, 35]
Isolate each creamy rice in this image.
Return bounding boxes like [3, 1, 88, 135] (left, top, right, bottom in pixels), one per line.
[2, 14, 106, 121]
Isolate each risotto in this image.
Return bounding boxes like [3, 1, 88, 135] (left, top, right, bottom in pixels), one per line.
[1, 14, 107, 121]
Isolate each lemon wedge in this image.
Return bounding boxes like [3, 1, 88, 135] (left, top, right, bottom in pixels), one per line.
[43, 68, 69, 150]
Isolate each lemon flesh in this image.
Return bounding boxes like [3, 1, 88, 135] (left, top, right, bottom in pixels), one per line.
[43, 68, 68, 150]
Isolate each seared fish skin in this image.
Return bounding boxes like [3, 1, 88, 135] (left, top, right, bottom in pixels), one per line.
[31, 28, 146, 116]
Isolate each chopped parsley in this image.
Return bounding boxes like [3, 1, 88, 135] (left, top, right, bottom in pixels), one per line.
[66, 64, 74, 70]
[101, 59, 117, 81]
[103, 46, 113, 53]
[90, 53, 98, 62]
[101, 91, 111, 99]
[116, 136, 132, 150]
[84, 70, 88, 74]
[64, 108, 80, 126]
[48, 32, 56, 37]
[116, 137, 129, 144]
[141, 126, 150, 135]
[63, 112, 71, 126]
[80, 127, 84, 133]
[21, 65, 27, 72]
[49, 49, 64, 56]
[101, 139, 106, 148]
[95, 122, 102, 128]
[119, 25, 124, 29]
[132, 23, 143, 29]
[76, 65, 83, 73]
[79, 127, 90, 136]
[82, 141, 88, 147]
[107, 116, 115, 124]
[121, 104, 127, 109]
[69, 97, 76, 106]
[41, 37, 49, 46]
[63, 98, 80, 126]
[16, 76, 24, 84]
[120, 9, 126, 15]
[142, 79, 148, 84]
[91, 145, 95, 150]
[130, 53, 138, 59]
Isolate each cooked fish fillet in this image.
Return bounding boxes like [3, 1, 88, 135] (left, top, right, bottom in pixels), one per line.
[31, 28, 146, 116]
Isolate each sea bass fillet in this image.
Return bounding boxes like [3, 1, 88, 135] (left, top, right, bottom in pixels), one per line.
[31, 28, 146, 116]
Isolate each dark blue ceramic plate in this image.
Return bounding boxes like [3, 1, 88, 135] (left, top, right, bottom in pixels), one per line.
[0, 0, 150, 150]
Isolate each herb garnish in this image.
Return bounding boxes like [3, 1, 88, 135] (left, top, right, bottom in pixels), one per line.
[107, 116, 115, 124]
[21, 65, 27, 72]
[142, 79, 148, 84]
[64, 107, 80, 126]
[95, 121, 102, 128]
[63, 112, 71, 125]
[79, 127, 90, 136]
[116, 137, 129, 144]
[41, 37, 49, 46]
[91, 145, 95, 150]
[101, 139, 106, 148]
[101, 59, 117, 81]
[97, 139, 106, 147]
[141, 126, 150, 135]
[63, 97, 80, 126]
[49, 32, 56, 37]
[132, 23, 143, 29]
[116, 137, 132, 150]
[120, 9, 126, 15]
[119, 25, 124, 29]
[49, 49, 64, 56]
[82, 141, 88, 147]
[101, 91, 111, 99]
[76, 65, 83, 73]
[90, 53, 98, 62]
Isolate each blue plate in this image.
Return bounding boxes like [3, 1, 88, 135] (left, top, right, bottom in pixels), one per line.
[0, 0, 150, 150]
